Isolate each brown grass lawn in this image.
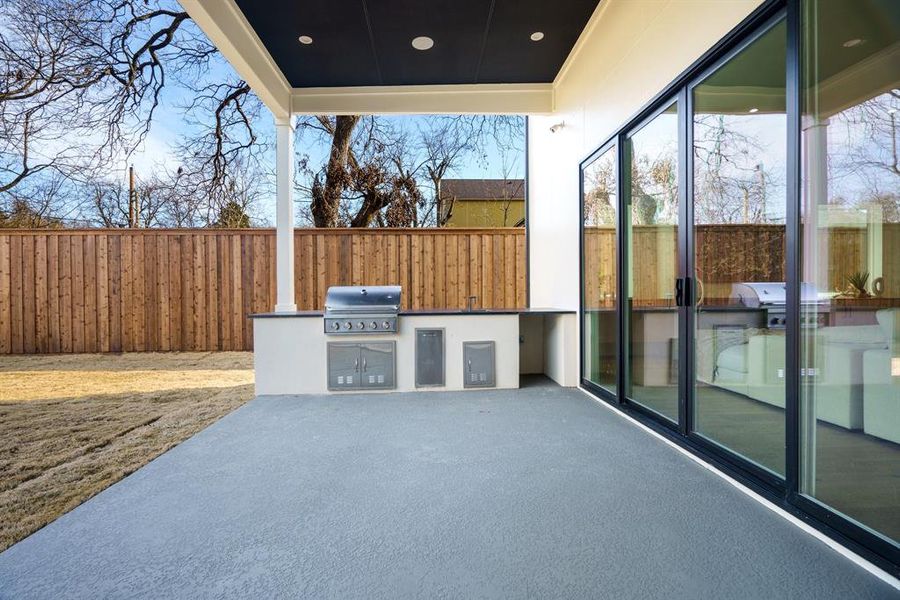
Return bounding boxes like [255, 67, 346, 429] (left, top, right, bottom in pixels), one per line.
[0, 352, 254, 552]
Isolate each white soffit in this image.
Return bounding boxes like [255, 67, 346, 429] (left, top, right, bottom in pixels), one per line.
[291, 84, 555, 115]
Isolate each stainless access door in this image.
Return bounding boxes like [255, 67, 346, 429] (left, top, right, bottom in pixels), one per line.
[463, 341, 495, 388]
[359, 342, 396, 390]
[328, 343, 361, 390]
[416, 329, 445, 387]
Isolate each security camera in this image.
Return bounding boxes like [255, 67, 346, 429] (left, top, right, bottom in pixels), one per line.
[549, 121, 565, 133]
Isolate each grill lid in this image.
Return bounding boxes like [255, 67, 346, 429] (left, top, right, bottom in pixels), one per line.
[324, 285, 401, 314]
[730, 282, 822, 307]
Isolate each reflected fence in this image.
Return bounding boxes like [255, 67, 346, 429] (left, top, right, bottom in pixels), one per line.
[584, 223, 900, 307]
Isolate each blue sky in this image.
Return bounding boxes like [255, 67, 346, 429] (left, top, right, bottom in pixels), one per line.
[123, 53, 525, 225]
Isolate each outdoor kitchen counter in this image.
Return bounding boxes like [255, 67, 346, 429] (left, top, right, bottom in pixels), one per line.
[249, 308, 575, 318]
[250, 308, 577, 395]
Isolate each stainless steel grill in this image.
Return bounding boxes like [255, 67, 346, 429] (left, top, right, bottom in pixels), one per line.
[730, 282, 824, 329]
[324, 285, 401, 335]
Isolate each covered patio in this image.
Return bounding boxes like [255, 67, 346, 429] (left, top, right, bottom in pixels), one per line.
[60, 0, 892, 583]
[0, 380, 893, 598]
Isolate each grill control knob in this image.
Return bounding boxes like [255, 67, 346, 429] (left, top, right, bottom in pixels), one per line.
[344, 321, 352, 330]
[370, 321, 378, 329]
[357, 321, 365, 330]
[331, 322, 340, 331]
[382, 321, 391, 330]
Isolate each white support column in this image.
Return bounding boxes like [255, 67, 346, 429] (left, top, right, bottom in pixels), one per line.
[274, 115, 297, 313]
[799, 115, 828, 495]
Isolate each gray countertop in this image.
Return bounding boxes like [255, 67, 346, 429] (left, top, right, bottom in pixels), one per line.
[250, 307, 575, 319]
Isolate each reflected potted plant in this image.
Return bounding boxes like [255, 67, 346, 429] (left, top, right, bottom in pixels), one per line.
[835, 271, 871, 298]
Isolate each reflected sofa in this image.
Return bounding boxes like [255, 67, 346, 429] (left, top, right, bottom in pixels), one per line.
[862, 309, 899, 444]
[711, 310, 896, 432]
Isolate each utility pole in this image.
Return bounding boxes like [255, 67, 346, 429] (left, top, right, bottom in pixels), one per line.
[128, 165, 136, 228]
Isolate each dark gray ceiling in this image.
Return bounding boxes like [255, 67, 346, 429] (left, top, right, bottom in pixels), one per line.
[233, 0, 600, 87]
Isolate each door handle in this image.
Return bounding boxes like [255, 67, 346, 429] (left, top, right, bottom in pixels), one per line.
[362, 357, 367, 372]
[354, 357, 359, 372]
[675, 277, 693, 307]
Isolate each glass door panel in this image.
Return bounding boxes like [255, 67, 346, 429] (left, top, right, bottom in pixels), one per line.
[625, 103, 681, 421]
[582, 146, 618, 393]
[800, 0, 900, 544]
[691, 19, 787, 475]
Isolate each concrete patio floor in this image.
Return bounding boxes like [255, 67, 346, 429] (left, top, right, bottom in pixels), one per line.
[0, 379, 895, 599]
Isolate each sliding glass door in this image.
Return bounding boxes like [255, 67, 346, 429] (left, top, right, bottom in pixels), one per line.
[690, 19, 788, 476]
[582, 144, 618, 394]
[624, 102, 682, 422]
[799, 0, 900, 546]
[618, 16, 790, 469]
[578, 0, 898, 567]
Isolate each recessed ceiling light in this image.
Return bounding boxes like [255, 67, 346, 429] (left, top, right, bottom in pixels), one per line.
[411, 36, 434, 51]
[748, 107, 759, 113]
[842, 38, 865, 48]
[530, 31, 544, 42]
[298, 35, 313, 45]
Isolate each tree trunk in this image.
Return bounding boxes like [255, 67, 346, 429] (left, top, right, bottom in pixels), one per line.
[311, 115, 360, 227]
[350, 192, 388, 227]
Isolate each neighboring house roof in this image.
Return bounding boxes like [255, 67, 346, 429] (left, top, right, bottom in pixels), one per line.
[443, 179, 524, 201]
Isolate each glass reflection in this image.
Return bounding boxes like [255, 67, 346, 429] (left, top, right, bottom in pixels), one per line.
[583, 147, 618, 393]
[800, 0, 900, 542]
[625, 103, 680, 421]
[692, 20, 787, 475]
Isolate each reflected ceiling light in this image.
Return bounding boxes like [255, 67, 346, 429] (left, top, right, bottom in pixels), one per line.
[748, 107, 759, 113]
[530, 31, 544, 41]
[298, 35, 313, 45]
[842, 38, 865, 48]
[411, 36, 434, 50]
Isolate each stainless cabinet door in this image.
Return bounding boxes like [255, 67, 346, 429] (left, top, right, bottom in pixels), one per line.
[415, 329, 445, 387]
[463, 341, 495, 388]
[359, 342, 396, 389]
[327, 343, 360, 390]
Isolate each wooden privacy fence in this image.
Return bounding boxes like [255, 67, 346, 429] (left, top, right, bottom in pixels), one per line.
[0, 228, 526, 354]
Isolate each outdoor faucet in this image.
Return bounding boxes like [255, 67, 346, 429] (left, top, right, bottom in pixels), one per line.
[466, 295, 478, 312]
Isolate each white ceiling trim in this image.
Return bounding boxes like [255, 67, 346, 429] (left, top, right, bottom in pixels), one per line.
[180, 0, 292, 119]
[553, 0, 612, 89]
[291, 84, 555, 115]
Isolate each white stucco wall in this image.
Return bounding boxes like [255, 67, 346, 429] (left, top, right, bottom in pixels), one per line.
[254, 314, 520, 395]
[527, 0, 764, 310]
